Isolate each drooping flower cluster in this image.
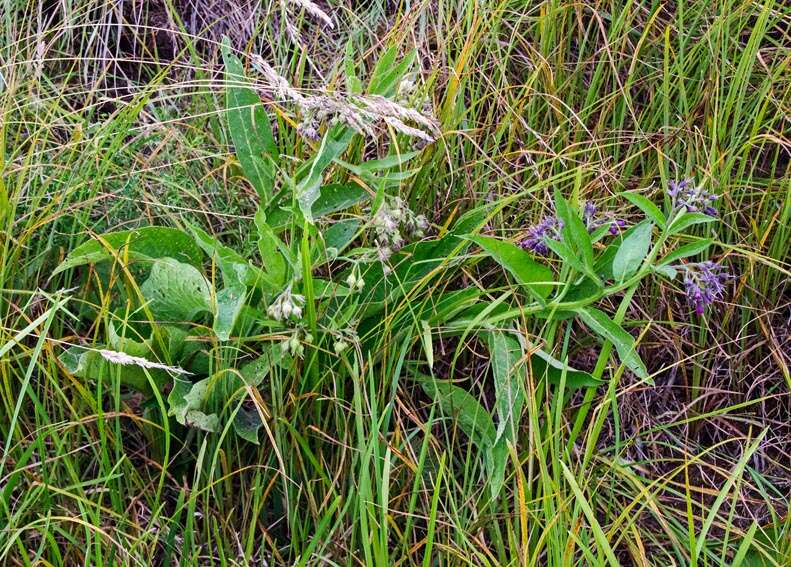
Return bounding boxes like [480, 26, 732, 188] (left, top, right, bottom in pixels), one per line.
[678, 261, 729, 315]
[267, 286, 305, 322]
[345, 265, 366, 293]
[372, 197, 429, 266]
[281, 327, 313, 357]
[668, 179, 718, 216]
[520, 216, 563, 256]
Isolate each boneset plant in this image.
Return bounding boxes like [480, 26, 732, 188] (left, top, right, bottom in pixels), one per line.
[53, 39, 730, 497]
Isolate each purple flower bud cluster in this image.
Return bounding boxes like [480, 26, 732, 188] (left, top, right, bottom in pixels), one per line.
[668, 179, 718, 216]
[520, 202, 625, 256]
[582, 201, 626, 235]
[679, 261, 729, 315]
[520, 216, 562, 256]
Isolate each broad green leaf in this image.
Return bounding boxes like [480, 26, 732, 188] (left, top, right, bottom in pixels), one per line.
[297, 128, 355, 222]
[622, 192, 666, 229]
[360, 207, 487, 319]
[554, 191, 594, 269]
[59, 345, 169, 393]
[233, 407, 264, 444]
[140, 258, 211, 322]
[222, 39, 277, 201]
[468, 236, 554, 300]
[213, 284, 246, 341]
[659, 238, 714, 266]
[54, 227, 202, 275]
[312, 183, 369, 217]
[578, 307, 650, 382]
[612, 221, 653, 282]
[595, 222, 646, 280]
[239, 346, 282, 387]
[254, 208, 288, 285]
[487, 438, 509, 499]
[324, 219, 359, 253]
[545, 238, 601, 284]
[668, 212, 716, 235]
[529, 349, 602, 388]
[344, 39, 363, 94]
[168, 377, 219, 432]
[419, 366, 510, 500]
[425, 288, 482, 326]
[654, 265, 679, 280]
[487, 331, 525, 443]
[312, 279, 353, 299]
[419, 378, 496, 447]
[188, 223, 274, 290]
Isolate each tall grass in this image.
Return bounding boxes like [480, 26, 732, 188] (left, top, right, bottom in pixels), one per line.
[1, 0, 789, 565]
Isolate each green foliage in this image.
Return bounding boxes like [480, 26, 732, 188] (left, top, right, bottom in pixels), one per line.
[222, 38, 277, 201]
[3, 2, 787, 564]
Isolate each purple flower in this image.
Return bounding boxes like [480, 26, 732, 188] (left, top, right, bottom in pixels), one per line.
[608, 218, 626, 235]
[520, 216, 562, 256]
[679, 261, 729, 315]
[582, 200, 625, 235]
[583, 202, 598, 227]
[668, 179, 719, 217]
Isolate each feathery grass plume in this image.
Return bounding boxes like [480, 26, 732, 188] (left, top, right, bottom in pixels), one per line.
[98, 349, 192, 376]
[251, 55, 307, 105]
[382, 116, 434, 143]
[361, 94, 440, 137]
[250, 55, 438, 141]
[284, 0, 335, 28]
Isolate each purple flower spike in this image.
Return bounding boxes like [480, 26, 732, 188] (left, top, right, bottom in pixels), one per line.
[668, 178, 719, 217]
[520, 216, 562, 256]
[679, 261, 729, 315]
